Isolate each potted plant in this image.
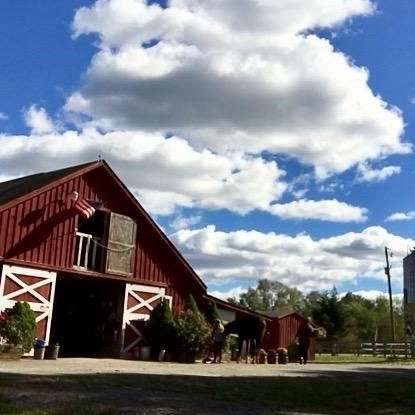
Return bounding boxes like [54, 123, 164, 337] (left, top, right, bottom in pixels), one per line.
[175, 295, 210, 363]
[0, 302, 36, 360]
[144, 300, 178, 361]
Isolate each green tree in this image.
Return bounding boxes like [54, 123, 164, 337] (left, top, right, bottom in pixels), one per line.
[311, 287, 346, 341]
[186, 294, 199, 314]
[372, 296, 405, 342]
[205, 300, 221, 324]
[303, 291, 322, 316]
[341, 293, 376, 341]
[238, 279, 305, 312]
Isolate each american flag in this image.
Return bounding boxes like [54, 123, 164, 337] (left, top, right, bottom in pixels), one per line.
[74, 198, 96, 219]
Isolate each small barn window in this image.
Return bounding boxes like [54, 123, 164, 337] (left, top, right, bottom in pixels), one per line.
[105, 212, 137, 276]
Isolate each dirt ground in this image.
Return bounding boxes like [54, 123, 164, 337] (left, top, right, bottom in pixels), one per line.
[1, 359, 415, 415]
[1, 357, 415, 377]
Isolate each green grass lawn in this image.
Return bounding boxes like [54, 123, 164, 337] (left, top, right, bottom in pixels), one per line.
[1, 368, 415, 415]
[314, 353, 415, 364]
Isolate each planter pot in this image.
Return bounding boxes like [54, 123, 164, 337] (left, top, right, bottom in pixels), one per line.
[230, 349, 240, 361]
[34, 347, 46, 360]
[267, 350, 277, 364]
[164, 351, 178, 362]
[0, 344, 23, 360]
[178, 350, 196, 363]
[277, 348, 288, 364]
[140, 346, 151, 361]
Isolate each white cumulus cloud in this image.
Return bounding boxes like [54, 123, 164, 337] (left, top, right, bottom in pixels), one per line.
[0, 128, 288, 216]
[268, 199, 367, 222]
[386, 211, 415, 222]
[171, 225, 413, 290]
[66, 0, 409, 178]
[170, 214, 202, 231]
[357, 163, 401, 183]
[0, 127, 366, 221]
[24, 105, 55, 135]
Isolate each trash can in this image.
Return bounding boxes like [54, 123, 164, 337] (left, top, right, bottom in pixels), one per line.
[33, 339, 46, 360]
[45, 344, 60, 360]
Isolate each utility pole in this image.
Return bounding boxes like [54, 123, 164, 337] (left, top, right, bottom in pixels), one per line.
[384, 246, 396, 342]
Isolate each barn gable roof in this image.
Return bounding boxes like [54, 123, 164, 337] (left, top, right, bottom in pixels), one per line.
[0, 161, 97, 208]
[0, 160, 207, 291]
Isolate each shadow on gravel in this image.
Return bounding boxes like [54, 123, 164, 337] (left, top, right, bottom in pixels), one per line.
[0, 369, 414, 415]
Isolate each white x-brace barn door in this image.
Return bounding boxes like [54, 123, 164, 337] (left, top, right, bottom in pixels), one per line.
[122, 283, 172, 354]
[0, 265, 56, 345]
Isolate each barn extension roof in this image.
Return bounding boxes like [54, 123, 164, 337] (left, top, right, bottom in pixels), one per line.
[263, 309, 307, 320]
[206, 294, 272, 321]
[0, 161, 97, 207]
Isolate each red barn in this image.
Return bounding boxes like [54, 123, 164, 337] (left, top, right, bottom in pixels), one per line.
[263, 311, 316, 361]
[0, 160, 309, 359]
[0, 161, 208, 356]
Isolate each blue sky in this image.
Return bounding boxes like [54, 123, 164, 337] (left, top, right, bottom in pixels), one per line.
[1, 0, 414, 300]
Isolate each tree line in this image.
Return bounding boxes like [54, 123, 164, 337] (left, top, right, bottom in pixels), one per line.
[228, 279, 405, 342]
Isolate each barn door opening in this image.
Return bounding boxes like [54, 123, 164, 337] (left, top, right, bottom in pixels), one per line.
[121, 284, 172, 356]
[0, 265, 56, 345]
[49, 276, 124, 357]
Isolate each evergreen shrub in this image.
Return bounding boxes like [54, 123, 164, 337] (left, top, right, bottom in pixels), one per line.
[0, 302, 36, 352]
[176, 295, 210, 360]
[145, 300, 178, 357]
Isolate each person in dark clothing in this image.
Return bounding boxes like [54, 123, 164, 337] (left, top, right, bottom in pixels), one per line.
[296, 317, 317, 364]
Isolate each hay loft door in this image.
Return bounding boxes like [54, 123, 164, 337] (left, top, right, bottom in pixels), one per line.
[121, 283, 172, 354]
[106, 212, 137, 276]
[0, 265, 56, 345]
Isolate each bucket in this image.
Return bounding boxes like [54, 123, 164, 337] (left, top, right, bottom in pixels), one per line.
[158, 349, 166, 362]
[34, 347, 45, 360]
[45, 344, 60, 360]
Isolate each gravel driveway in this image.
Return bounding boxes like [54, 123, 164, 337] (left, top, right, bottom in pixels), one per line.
[1, 359, 415, 414]
[1, 357, 415, 378]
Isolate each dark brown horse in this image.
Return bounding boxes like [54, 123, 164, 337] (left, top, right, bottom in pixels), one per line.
[224, 316, 266, 362]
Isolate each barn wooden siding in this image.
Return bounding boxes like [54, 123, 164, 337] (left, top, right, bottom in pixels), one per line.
[262, 319, 279, 351]
[0, 166, 203, 313]
[278, 314, 315, 360]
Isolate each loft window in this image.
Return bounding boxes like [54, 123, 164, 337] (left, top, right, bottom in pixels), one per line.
[74, 210, 109, 272]
[73, 210, 136, 276]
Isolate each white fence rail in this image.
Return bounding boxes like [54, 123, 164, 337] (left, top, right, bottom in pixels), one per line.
[360, 342, 412, 357]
